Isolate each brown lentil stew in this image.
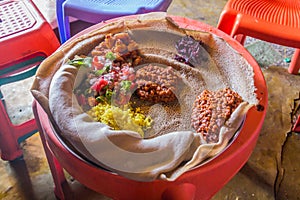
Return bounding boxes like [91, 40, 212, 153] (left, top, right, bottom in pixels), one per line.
[135, 64, 182, 103]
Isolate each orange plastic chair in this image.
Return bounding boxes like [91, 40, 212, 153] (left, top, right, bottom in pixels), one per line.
[217, 0, 300, 75]
[0, 0, 60, 161]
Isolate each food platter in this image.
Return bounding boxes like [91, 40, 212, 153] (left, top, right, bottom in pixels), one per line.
[31, 13, 267, 183]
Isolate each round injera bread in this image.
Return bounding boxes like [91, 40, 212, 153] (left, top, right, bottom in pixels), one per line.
[31, 13, 257, 181]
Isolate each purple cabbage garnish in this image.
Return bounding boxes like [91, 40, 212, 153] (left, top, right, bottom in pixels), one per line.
[174, 36, 208, 67]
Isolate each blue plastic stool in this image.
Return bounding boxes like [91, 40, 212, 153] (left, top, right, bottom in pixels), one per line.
[56, 0, 172, 43]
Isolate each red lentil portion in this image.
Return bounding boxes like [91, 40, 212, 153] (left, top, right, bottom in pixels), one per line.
[191, 88, 243, 143]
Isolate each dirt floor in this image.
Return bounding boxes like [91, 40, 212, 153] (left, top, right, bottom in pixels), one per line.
[1, 0, 300, 199]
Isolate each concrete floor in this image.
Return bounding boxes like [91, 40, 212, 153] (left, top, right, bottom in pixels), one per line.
[1, 0, 300, 199]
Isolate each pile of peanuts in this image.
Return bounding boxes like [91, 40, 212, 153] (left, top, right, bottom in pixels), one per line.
[191, 88, 243, 143]
[135, 65, 181, 103]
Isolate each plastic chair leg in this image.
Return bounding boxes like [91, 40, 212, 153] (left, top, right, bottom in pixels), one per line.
[32, 101, 68, 200]
[234, 34, 246, 45]
[0, 88, 38, 161]
[288, 49, 300, 75]
[45, 142, 67, 200]
[217, 12, 236, 36]
[218, 14, 246, 45]
[58, 12, 71, 43]
[56, 0, 68, 43]
[63, 15, 71, 43]
[0, 101, 23, 160]
[0, 132, 23, 161]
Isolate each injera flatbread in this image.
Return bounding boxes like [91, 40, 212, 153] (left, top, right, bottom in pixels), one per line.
[31, 13, 257, 181]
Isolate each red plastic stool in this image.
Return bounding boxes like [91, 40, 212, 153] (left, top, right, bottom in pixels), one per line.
[0, 0, 60, 161]
[217, 0, 300, 75]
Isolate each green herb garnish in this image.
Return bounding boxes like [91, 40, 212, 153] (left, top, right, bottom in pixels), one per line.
[105, 89, 114, 99]
[120, 80, 132, 92]
[105, 52, 116, 61]
[68, 57, 92, 68]
[95, 65, 110, 76]
[96, 89, 114, 103]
